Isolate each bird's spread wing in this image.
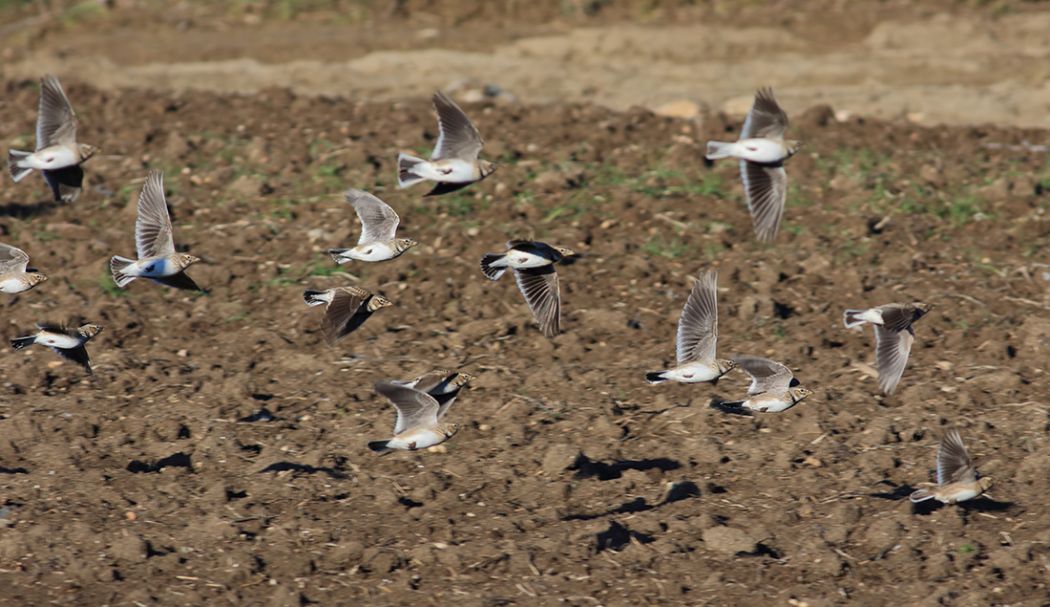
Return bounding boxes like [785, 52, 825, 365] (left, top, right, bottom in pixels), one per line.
[740, 160, 787, 242]
[937, 429, 977, 486]
[0, 243, 30, 274]
[398, 370, 452, 394]
[347, 189, 400, 244]
[676, 270, 718, 364]
[733, 356, 794, 394]
[135, 170, 176, 259]
[877, 304, 916, 333]
[514, 265, 560, 338]
[51, 345, 92, 373]
[430, 91, 484, 162]
[322, 287, 370, 345]
[43, 165, 84, 203]
[740, 87, 788, 140]
[874, 325, 913, 394]
[152, 272, 201, 292]
[36, 75, 78, 149]
[375, 381, 440, 434]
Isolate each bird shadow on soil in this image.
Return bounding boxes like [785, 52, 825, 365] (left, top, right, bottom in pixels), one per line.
[0, 466, 29, 474]
[563, 480, 701, 521]
[0, 199, 58, 218]
[570, 453, 681, 481]
[258, 461, 348, 479]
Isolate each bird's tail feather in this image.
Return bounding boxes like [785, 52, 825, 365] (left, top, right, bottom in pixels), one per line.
[302, 290, 328, 306]
[705, 141, 735, 160]
[709, 400, 752, 415]
[10, 335, 36, 350]
[645, 371, 668, 384]
[397, 153, 428, 188]
[109, 256, 137, 288]
[327, 249, 351, 264]
[480, 253, 508, 281]
[7, 149, 33, 182]
[909, 489, 935, 503]
[843, 309, 868, 329]
[367, 440, 392, 453]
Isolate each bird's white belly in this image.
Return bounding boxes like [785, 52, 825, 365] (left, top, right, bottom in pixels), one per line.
[734, 138, 788, 164]
[349, 242, 398, 262]
[424, 159, 477, 183]
[941, 488, 979, 504]
[131, 257, 177, 278]
[744, 396, 794, 413]
[0, 277, 29, 294]
[507, 251, 552, 269]
[388, 429, 446, 451]
[664, 361, 720, 383]
[39, 334, 80, 349]
[23, 146, 79, 170]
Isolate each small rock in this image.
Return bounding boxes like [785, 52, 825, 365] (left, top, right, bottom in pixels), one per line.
[653, 99, 701, 120]
[702, 526, 756, 556]
[541, 443, 579, 476]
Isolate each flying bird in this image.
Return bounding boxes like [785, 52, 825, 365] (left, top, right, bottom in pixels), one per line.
[11, 322, 102, 374]
[328, 189, 417, 263]
[646, 269, 736, 384]
[393, 369, 474, 411]
[844, 302, 932, 394]
[706, 87, 798, 242]
[110, 170, 203, 291]
[0, 243, 47, 294]
[480, 240, 575, 338]
[302, 286, 391, 345]
[711, 356, 811, 414]
[909, 429, 993, 504]
[367, 380, 460, 454]
[7, 75, 99, 202]
[397, 91, 496, 196]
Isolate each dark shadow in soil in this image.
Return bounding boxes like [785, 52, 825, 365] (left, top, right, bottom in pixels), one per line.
[870, 481, 917, 501]
[239, 407, 280, 423]
[0, 199, 59, 218]
[127, 452, 193, 473]
[258, 461, 348, 479]
[0, 466, 29, 474]
[564, 481, 701, 521]
[570, 453, 681, 481]
[596, 521, 655, 552]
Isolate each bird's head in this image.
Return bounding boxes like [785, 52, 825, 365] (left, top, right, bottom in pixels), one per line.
[479, 159, 497, 178]
[26, 272, 48, 287]
[717, 359, 737, 374]
[553, 246, 577, 259]
[178, 253, 202, 269]
[791, 387, 813, 402]
[367, 295, 393, 312]
[396, 238, 419, 252]
[914, 302, 933, 317]
[78, 143, 100, 161]
[78, 324, 103, 339]
[978, 476, 994, 492]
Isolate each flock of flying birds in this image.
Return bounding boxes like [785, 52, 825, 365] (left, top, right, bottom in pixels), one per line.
[2, 77, 990, 505]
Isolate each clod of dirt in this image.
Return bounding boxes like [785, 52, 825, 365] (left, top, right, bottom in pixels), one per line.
[542, 443, 580, 476]
[702, 526, 757, 556]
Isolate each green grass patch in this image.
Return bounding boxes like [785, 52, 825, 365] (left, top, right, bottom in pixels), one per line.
[643, 235, 690, 259]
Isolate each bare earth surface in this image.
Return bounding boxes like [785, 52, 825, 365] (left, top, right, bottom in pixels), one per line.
[1, 2, 1050, 606]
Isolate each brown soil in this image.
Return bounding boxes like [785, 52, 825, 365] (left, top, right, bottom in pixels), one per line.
[2, 3, 1050, 606]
